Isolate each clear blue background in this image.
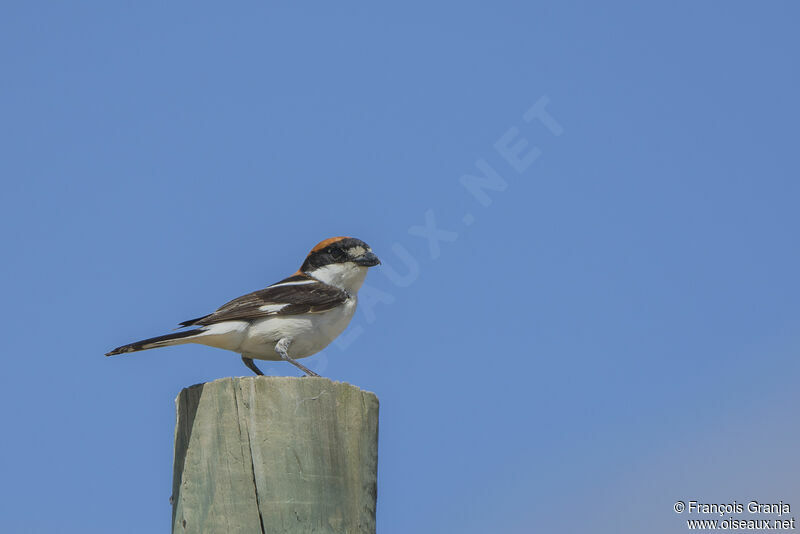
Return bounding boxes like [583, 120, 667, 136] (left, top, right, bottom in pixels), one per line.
[1, 3, 798, 533]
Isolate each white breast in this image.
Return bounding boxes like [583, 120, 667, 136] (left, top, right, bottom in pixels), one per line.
[238, 296, 358, 360]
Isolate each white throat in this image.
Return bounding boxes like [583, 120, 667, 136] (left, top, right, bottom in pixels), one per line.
[306, 263, 368, 294]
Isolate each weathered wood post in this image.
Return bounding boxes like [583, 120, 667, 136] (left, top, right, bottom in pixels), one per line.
[171, 376, 379, 534]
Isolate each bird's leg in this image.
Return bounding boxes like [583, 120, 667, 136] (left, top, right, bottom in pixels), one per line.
[241, 355, 264, 376]
[275, 338, 320, 377]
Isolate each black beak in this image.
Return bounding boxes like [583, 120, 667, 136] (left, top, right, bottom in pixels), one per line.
[355, 251, 381, 267]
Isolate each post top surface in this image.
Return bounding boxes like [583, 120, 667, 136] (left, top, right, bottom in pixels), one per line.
[176, 375, 378, 403]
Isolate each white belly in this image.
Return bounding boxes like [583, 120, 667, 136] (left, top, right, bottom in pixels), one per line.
[237, 296, 357, 360]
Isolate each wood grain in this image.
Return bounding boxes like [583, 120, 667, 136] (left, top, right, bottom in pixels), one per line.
[171, 376, 379, 534]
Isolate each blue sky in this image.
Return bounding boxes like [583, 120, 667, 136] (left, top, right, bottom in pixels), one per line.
[1, 3, 799, 533]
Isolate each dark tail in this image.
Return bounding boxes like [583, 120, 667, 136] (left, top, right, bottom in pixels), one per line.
[105, 329, 204, 356]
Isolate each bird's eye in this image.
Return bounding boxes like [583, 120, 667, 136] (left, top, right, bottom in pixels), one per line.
[330, 248, 346, 260]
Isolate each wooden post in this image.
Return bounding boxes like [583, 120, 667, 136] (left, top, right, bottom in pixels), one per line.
[171, 376, 379, 534]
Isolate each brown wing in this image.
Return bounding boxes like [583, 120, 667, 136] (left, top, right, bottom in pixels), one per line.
[180, 274, 349, 327]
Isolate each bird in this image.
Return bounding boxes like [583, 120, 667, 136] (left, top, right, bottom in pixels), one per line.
[105, 237, 380, 377]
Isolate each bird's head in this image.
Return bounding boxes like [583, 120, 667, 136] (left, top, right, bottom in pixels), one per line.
[300, 237, 380, 293]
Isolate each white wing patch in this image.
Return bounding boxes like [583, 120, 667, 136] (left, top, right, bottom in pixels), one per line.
[258, 304, 288, 313]
[269, 280, 317, 287]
